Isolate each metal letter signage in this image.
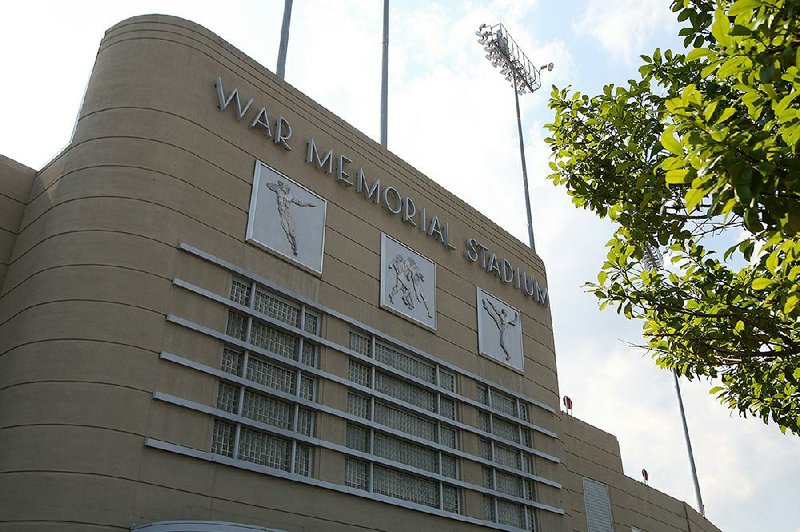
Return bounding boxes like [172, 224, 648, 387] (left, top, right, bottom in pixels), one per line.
[380, 234, 437, 330]
[214, 76, 549, 308]
[246, 161, 327, 274]
[477, 287, 524, 370]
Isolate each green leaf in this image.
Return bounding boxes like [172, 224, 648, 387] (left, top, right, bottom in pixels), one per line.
[775, 91, 800, 115]
[784, 294, 799, 315]
[729, 0, 762, 16]
[660, 129, 683, 155]
[716, 107, 736, 124]
[711, 8, 731, 46]
[686, 48, 715, 62]
[666, 169, 692, 184]
[718, 56, 749, 78]
[752, 278, 774, 290]
[709, 386, 724, 395]
[685, 187, 707, 212]
[766, 249, 779, 274]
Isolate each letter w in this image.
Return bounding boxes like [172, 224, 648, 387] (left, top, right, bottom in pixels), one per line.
[215, 76, 253, 120]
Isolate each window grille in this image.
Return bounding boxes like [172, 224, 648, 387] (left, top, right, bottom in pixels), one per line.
[349, 359, 371, 387]
[495, 442, 522, 470]
[230, 277, 251, 306]
[346, 423, 370, 452]
[253, 287, 301, 328]
[297, 408, 315, 436]
[221, 346, 244, 376]
[526, 479, 535, 500]
[440, 426, 457, 448]
[241, 390, 293, 429]
[479, 412, 491, 433]
[442, 484, 459, 513]
[375, 342, 436, 383]
[522, 454, 532, 474]
[484, 495, 496, 521]
[373, 464, 439, 508]
[519, 402, 530, 422]
[246, 356, 296, 394]
[375, 371, 436, 412]
[441, 454, 458, 478]
[374, 401, 435, 441]
[250, 321, 297, 360]
[439, 369, 456, 392]
[301, 341, 318, 367]
[493, 416, 520, 443]
[216, 382, 239, 414]
[238, 427, 291, 471]
[480, 438, 492, 460]
[348, 393, 371, 419]
[477, 383, 489, 405]
[583, 477, 613, 532]
[374, 432, 438, 473]
[304, 311, 320, 334]
[483, 466, 495, 489]
[496, 470, 524, 497]
[522, 428, 532, 448]
[497, 499, 526, 529]
[295, 444, 312, 476]
[491, 389, 518, 417]
[211, 420, 235, 457]
[226, 312, 248, 341]
[345, 458, 369, 490]
[299, 374, 315, 401]
[440, 397, 456, 419]
[349, 331, 372, 357]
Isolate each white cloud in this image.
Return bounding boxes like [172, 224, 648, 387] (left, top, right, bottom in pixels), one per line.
[574, 0, 680, 64]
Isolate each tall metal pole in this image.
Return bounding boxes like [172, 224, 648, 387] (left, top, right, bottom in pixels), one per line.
[276, 0, 293, 79]
[673, 370, 705, 516]
[512, 70, 536, 251]
[380, 0, 389, 148]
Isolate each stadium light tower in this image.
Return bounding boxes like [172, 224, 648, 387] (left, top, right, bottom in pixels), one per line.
[641, 243, 706, 517]
[476, 23, 553, 252]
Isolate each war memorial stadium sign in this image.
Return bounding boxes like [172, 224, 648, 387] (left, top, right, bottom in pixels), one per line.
[215, 76, 548, 307]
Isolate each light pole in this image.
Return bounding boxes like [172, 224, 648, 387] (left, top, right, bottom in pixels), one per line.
[276, 0, 293, 79]
[476, 23, 552, 252]
[673, 370, 706, 516]
[641, 243, 705, 516]
[380, 0, 389, 148]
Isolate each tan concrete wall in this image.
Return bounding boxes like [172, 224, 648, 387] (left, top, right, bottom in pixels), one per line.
[0, 14, 560, 532]
[558, 415, 721, 532]
[0, 14, 727, 532]
[0, 155, 35, 293]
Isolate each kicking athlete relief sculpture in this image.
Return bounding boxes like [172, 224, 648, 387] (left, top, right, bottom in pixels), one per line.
[266, 180, 317, 257]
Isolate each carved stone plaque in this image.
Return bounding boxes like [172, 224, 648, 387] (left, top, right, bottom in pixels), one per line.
[477, 287, 524, 370]
[380, 233, 437, 330]
[246, 160, 327, 274]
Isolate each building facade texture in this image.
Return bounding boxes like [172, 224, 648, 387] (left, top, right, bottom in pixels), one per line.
[0, 15, 721, 532]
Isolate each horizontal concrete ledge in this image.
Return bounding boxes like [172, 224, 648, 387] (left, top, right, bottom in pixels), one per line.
[131, 521, 285, 532]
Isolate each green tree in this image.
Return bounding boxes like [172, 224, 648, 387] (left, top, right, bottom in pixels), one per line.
[545, 0, 800, 434]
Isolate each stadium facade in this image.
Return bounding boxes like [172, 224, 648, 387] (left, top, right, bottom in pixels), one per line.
[0, 15, 721, 532]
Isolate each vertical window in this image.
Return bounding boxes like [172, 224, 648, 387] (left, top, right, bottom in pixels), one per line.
[583, 477, 614, 532]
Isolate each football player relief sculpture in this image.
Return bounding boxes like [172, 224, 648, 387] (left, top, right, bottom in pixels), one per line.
[246, 161, 327, 274]
[380, 234, 437, 329]
[266, 180, 317, 257]
[477, 287, 524, 370]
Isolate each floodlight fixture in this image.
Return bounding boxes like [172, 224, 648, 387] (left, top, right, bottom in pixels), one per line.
[475, 23, 553, 251]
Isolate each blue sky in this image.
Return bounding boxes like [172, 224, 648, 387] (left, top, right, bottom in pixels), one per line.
[1, 1, 798, 531]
